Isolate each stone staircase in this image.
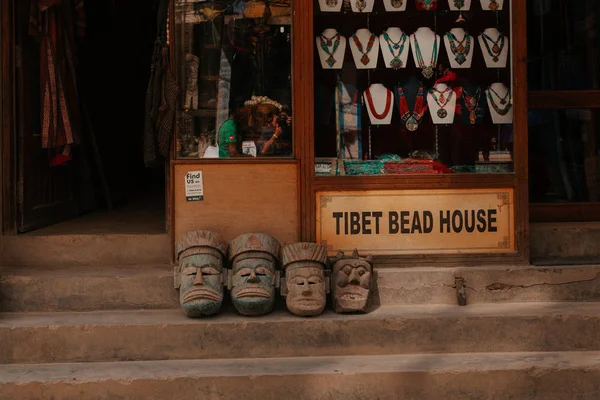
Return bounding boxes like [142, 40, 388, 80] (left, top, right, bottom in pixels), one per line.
[1, 232, 600, 399]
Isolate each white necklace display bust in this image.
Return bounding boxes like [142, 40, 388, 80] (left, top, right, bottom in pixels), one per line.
[316, 29, 346, 70]
[383, 0, 407, 11]
[480, 0, 505, 11]
[444, 28, 474, 69]
[478, 28, 509, 68]
[486, 82, 513, 124]
[380, 28, 410, 69]
[318, 0, 343, 12]
[363, 84, 393, 125]
[350, 28, 380, 70]
[351, 0, 375, 13]
[427, 83, 457, 124]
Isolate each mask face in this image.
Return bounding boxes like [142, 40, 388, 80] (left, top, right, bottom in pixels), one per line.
[332, 259, 372, 313]
[285, 263, 327, 316]
[178, 253, 224, 317]
[231, 255, 276, 316]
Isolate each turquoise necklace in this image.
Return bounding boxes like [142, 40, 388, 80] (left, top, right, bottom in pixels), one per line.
[319, 32, 341, 68]
[383, 31, 408, 69]
[446, 31, 471, 65]
[412, 33, 438, 79]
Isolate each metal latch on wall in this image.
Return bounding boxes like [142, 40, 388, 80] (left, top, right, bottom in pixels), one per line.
[455, 277, 467, 306]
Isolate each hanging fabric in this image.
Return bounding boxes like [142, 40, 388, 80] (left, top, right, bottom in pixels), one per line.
[144, 0, 179, 167]
[335, 80, 362, 160]
[29, 0, 85, 166]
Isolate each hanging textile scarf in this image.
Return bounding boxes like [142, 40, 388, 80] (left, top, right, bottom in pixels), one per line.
[335, 80, 362, 160]
[29, 0, 86, 166]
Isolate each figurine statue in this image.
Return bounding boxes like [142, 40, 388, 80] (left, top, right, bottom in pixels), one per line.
[184, 53, 200, 111]
[331, 250, 373, 313]
[281, 243, 329, 316]
[228, 233, 281, 316]
[174, 231, 228, 317]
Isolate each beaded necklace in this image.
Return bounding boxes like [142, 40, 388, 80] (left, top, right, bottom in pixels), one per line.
[319, 32, 341, 68]
[416, 0, 438, 10]
[365, 87, 393, 120]
[429, 86, 454, 119]
[355, 0, 367, 12]
[325, 0, 339, 6]
[481, 32, 505, 62]
[352, 32, 377, 65]
[383, 31, 408, 69]
[488, 0, 500, 11]
[390, 0, 403, 7]
[397, 83, 428, 132]
[462, 86, 482, 124]
[412, 32, 438, 79]
[446, 31, 471, 65]
[487, 87, 512, 116]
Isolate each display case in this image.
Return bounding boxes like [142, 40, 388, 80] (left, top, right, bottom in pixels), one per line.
[313, 0, 514, 176]
[174, 0, 293, 159]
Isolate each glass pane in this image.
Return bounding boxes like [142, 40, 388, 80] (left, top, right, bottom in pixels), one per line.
[175, 1, 293, 159]
[313, 1, 514, 176]
[527, 0, 600, 91]
[529, 109, 600, 202]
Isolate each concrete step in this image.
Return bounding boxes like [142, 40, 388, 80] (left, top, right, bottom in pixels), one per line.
[2, 302, 599, 364]
[0, 234, 170, 267]
[1, 351, 599, 399]
[2, 264, 599, 312]
[0, 264, 177, 312]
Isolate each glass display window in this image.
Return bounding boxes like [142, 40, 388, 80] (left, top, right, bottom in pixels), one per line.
[174, 0, 293, 159]
[313, 0, 514, 176]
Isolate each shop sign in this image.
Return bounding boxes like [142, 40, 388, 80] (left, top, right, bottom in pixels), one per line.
[185, 171, 204, 202]
[316, 189, 514, 255]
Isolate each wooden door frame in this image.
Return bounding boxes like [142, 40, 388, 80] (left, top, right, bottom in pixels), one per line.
[297, 1, 530, 266]
[1, 0, 15, 235]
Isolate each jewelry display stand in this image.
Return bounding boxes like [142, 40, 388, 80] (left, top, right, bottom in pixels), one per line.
[444, 28, 474, 69]
[478, 28, 509, 68]
[486, 82, 513, 124]
[351, 0, 375, 13]
[480, 0, 505, 11]
[316, 29, 347, 69]
[318, 0, 343, 12]
[350, 28, 380, 69]
[427, 83, 457, 124]
[363, 84, 393, 125]
[448, 0, 472, 10]
[410, 27, 440, 79]
[383, 0, 408, 12]
[379, 28, 410, 69]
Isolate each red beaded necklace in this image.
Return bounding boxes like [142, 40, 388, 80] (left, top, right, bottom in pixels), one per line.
[397, 84, 427, 132]
[365, 87, 392, 120]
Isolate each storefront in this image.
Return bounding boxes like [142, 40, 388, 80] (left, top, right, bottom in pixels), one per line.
[171, 0, 529, 266]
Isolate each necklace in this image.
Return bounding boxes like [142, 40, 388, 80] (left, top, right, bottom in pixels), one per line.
[319, 32, 341, 68]
[416, 0, 437, 10]
[355, 0, 367, 11]
[487, 87, 512, 116]
[365, 87, 392, 120]
[446, 31, 471, 65]
[412, 32, 438, 79]
[352, 32, 376, 66]
[429, 86, 454, 119]
[325, 0, 339, 6]
[488, 0, 500, 11]
[383, 31, 408, 69]
[390, 0, 403, 7]
[481, 32, 505, 62]
[462, 87, 481, 124]
[397, 83, 428, 132]
[453, 0, 465, 8]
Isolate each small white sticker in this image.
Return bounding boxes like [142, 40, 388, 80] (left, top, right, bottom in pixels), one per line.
[185, 171, 204, 202]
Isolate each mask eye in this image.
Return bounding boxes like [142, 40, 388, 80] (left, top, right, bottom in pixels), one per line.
[255, 266, 272, 276]
[357, 267, 367, 276]
[235, 267, 252, 278]
[343, 265, 352, 275]
[308, 276, 322, 285]
[183, 265, 198, 276]
[292, 278, 305, 286]
[201, 266, 220, 275]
